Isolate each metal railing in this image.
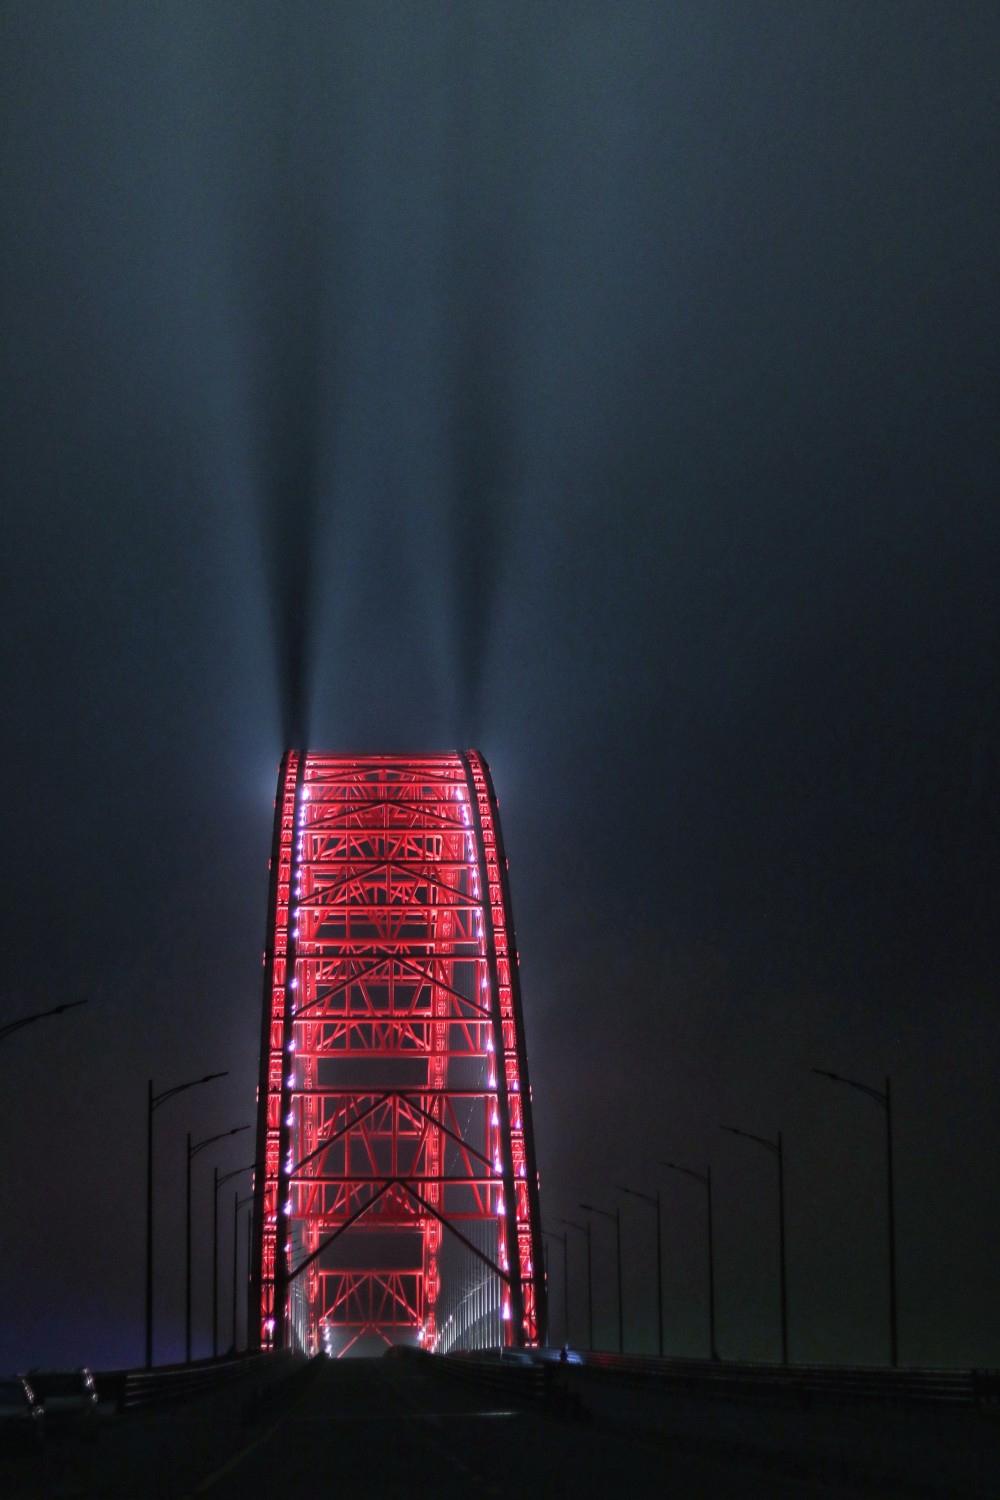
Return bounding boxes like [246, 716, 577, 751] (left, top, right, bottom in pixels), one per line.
[414, 1345, 1000, 1411]
[536, 1348, 1000, 1408]
[95, 1351, 288, 1412]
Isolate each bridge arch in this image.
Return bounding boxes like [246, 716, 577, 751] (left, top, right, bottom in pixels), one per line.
[250, 751, 545, 1354]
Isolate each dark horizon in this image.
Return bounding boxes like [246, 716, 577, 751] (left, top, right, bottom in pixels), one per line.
[1, 2, 997, 1374]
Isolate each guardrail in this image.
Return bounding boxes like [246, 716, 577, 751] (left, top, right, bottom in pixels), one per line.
[534, 1349, 1000, 1408]
[420, 1347, 1000, 1412]
[98, 1345, 999, 1417]
[95, 1351, 291, 1413]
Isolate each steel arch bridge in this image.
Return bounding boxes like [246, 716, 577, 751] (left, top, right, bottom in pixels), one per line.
[250, 751, 546, 1356]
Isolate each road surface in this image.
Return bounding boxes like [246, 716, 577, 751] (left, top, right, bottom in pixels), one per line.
[0, 1355, 952, 1498]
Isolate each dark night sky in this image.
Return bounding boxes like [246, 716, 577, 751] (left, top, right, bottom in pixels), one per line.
[1, 3, 997, 1373]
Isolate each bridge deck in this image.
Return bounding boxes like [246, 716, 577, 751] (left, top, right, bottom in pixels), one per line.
[2, 1355, 996, 1498]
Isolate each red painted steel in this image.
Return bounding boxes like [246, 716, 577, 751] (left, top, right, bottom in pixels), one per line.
[251, 752, 545, 1354]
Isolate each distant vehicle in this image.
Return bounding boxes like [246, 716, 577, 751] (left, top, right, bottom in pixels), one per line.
[26, 1369, 98, 1439]
[0, 1375, 44, 1445]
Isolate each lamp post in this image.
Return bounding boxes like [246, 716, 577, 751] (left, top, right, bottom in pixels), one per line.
[617, 1186, 663, 1357]
[213, 1162, 256, 1358]
[659, 1160, 718, 1360]
[542, 1229, 569, 1348]
[580, 1202, 623, 1353]
[186, 1126, 249, 1363]
[721, 1125, 787, 1364]
[233, 1190, 255, 1352]
[146, 1071, 227, 1369]
[814, 1068, 898, 1366]
[245, 1205, 253, 1344]
[0, 997, 89, 1044]
[560, 1218, 593, 1351]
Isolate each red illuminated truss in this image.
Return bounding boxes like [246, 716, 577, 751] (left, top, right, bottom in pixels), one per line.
[250, 752, 545, 1355]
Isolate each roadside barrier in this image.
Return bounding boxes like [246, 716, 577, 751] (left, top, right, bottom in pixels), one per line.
[97, 1347, 1000, 1416]
[96, 1352, 290, 1413]
[537, 1349, 998, 1408]
[418, 1347, 1000, 1412]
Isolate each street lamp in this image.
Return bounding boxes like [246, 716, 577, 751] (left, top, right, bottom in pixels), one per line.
[560, 1218, 593, 1351]
[186, 1126, 249, 1362]
[0, 997, 89, 1044]
[659, 1160, 718, 1360]
[617, 1186, 663, 1358]
[213, 1162, 256, 1358]
[233, 1190, 255, 1352]
[542, 1229, 569, 1348]
[814, 1068, 898, 1366]
[721, 1125, 787, 1363]
[580, 1202, 623, 1353]
[146, 1071, 227, 1369]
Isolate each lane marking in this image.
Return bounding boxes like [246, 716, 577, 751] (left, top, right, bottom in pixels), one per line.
[181, 1415, 286, 1497]
[371, 1368, 499, 1486]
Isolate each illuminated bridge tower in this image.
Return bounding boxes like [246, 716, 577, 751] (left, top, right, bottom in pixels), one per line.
[251, 752, 546, 1355]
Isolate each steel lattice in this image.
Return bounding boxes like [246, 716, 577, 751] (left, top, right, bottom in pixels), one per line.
[250, 752, 545, 1354]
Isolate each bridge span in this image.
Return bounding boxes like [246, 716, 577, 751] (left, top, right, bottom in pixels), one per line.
[251, 751, 545, 1358]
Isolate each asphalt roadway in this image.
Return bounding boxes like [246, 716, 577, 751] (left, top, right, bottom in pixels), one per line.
[0, 1354, 922, 1500]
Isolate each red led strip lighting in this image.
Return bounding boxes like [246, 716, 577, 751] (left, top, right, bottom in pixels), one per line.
[251, 749, 301, 1344]
[250, 752, 545, 1353]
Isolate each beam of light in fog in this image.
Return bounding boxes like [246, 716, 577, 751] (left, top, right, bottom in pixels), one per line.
[246, 12, 532, 753]
[252, 195, 328, 751]
[442, 10, 525, 734]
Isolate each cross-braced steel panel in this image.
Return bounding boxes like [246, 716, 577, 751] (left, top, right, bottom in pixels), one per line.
[250, 752, 545, 1354]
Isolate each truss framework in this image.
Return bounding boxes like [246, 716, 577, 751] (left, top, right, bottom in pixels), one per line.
[250, 752, 545, 1353]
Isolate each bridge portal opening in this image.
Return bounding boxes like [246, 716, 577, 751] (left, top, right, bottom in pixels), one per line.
[250, 752, 546, 1355]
